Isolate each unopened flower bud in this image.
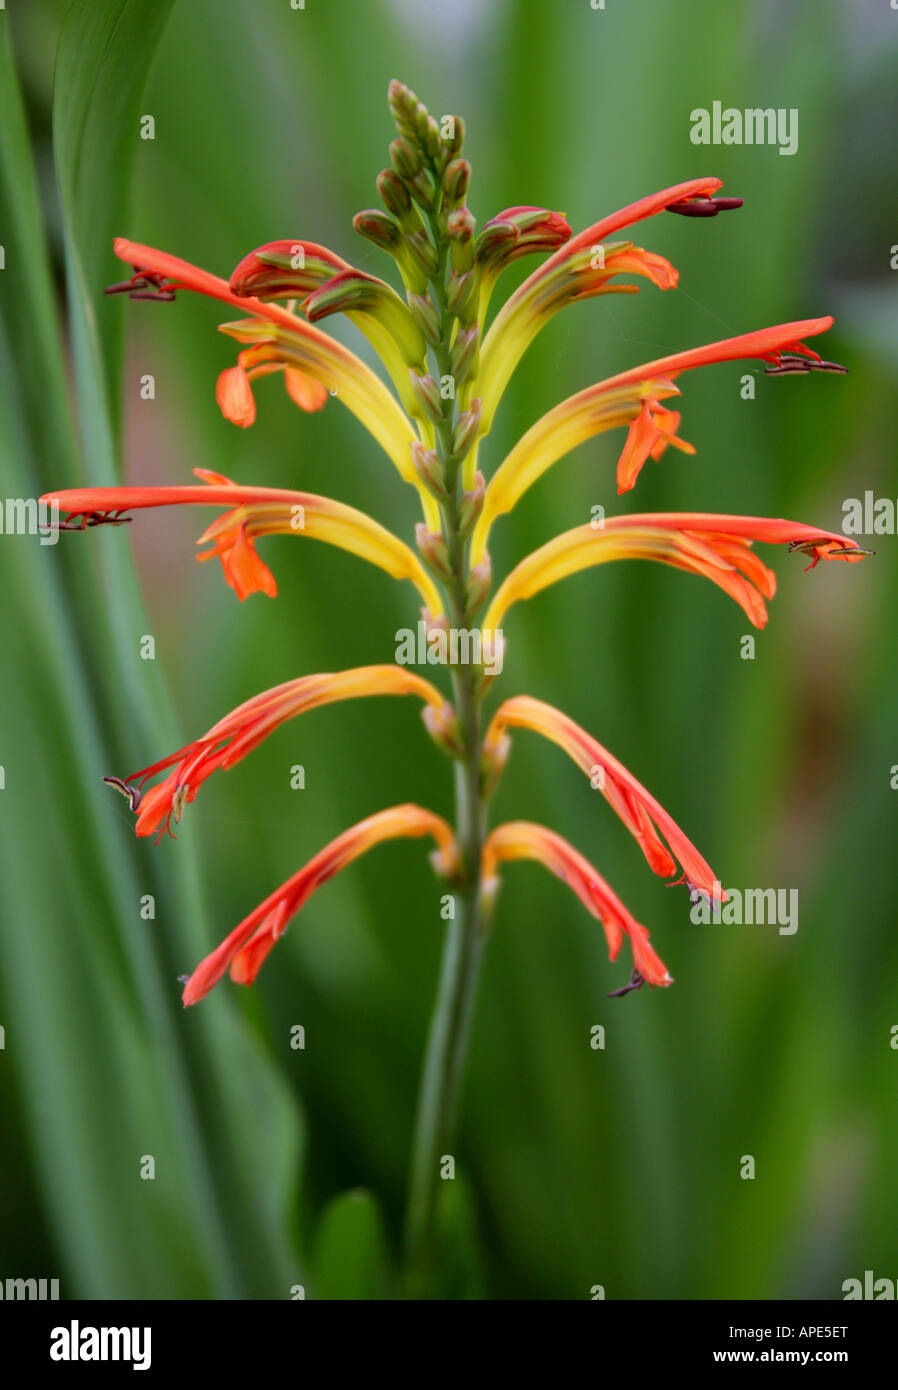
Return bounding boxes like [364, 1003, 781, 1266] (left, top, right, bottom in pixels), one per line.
[447, 208, 476, 274]
[377, 169, 415, 225]
[447, 269, 476, 321]
[390, 136, 420, 180]
[443, 158, 471, 208]
[413, 101, 430, 142]
[407, 291, 441, 346]
[442, 114, 465, 156]
[353, 209, 402, 254]
[465, 554, 492, 617]
[411, 441, 448, 497]
[229, 239, 348, 300]
[409, 371, 445, 424]
[452, 398, 482, 458]
[457, 472, 485, 539]
[409, 168, 438, 212]
[405, 229, 440, 278]
[424, 116, 442, 160]
[480, 727, 511, 799]
[415, 523, 454, 581]
[450, 321, 480, 384]
[475, 205, 572, 272]
[421, 701, 465, 759]
[306, 270, 427, 366]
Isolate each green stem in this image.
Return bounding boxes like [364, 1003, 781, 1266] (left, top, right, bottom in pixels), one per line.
[403, 221, 488, 1294]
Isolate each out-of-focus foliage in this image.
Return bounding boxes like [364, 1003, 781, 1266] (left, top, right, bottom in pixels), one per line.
[0, 0, 895, 1299]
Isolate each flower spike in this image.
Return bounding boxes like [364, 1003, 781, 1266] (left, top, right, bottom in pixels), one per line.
[182, 805, 460, 1004]
[482, 822, 672, 988]
[484, 696, 723, 901]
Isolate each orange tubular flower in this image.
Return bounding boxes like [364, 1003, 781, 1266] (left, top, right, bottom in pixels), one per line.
[483, 512, 869, 634]
[484, 696, 723, 902]
[472, 176, 737, 431]
[43, 468, 444, 613]
[110, 666, 456, 842]
[470, 316, 840, 562]
[182, 805, 460, 1005]
[482, 822, 671, 989]
[109, 238, 441, 528]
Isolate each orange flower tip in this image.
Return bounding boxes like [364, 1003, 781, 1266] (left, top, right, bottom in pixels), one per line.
[284, 367, 328, 412]
[666, 195, 743, 217]
[216, 365, 256, 427]
[106, 246, 177, 302]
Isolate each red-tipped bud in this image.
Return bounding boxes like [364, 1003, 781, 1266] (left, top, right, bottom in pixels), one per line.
[377, 168, 415, 225]
[443, 158, 471, 207]
[415, 523, 454, 581]
[407, 291, 441, 346]
[450, 321, 480, 384]
[354, 209, 402, 253]
[390, 136, 421, 180]
[452, 397, 482, 459]
[421, 701, 465, 759]
[465, 554, 492, 617]
[458, 472, 486, 539]
[476, 205, 572, 272]
[447, 207, 476, 274]
[411, 441, 448, 498]
[409, 371, 444, 423]
[447, 269, 476, 322]
[229, 240, 347, 300]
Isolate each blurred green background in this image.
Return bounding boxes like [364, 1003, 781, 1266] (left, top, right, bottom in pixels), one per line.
[1, 0, 896, 1300]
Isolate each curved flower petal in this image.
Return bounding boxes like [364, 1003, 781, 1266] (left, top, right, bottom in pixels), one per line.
[483, 512, 869, 634]
[475, 241, 679, 434]
[470, 377, 678, 564]
[182, 804, 460, 1004]
[485, 696, 723, 900]
[482, 821, 672, 988]
[471, 317, 838, 560]
[112, 239, 439, 528]
[116, 666, 453, 840]
[44, 470, 445, 615]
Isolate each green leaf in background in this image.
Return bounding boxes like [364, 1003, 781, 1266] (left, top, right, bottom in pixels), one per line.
[311, 1189, 393, 1299]
[0, 0, 303, 1297]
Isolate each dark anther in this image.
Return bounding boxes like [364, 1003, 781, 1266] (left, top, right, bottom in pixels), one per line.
[58, 511, 132, 530]
[667, 199, 719, 217]
[105, 272, 176, 303]
[667, 196, 743, 217]
[765, 353, 848, 377]
[103, 775, 142, 814]
[607, 969, 645, 998]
